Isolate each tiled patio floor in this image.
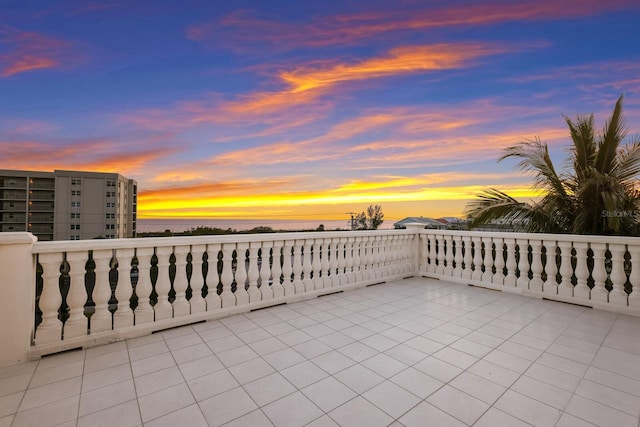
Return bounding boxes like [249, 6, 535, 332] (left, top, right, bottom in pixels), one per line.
[2, 277, 640, 427]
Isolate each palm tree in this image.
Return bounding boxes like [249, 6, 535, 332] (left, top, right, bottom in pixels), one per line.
[465, 95, 640, 236]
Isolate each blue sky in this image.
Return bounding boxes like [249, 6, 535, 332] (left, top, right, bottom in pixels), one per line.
[2, 0, 639, 221]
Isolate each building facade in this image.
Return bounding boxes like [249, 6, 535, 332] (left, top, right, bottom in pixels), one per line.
[0, 169, 137, 241]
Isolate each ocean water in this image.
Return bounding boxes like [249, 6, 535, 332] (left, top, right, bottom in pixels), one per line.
[137, 218, 360, 233]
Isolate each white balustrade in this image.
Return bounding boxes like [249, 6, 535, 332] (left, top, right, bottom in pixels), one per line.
[1, 228, 634, 365]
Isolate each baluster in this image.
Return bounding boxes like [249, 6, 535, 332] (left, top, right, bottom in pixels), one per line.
[282, 241, 295, 295]
[557, 241, 574, 297]
[189, 244, 207, 314]
[609, 243, 628, 307]
[462, 236, 473, 280]
[590, 243, 608, 303]
[260, 241, 274, 300]
[428, 234, 437, 273]
[312, 239, 323, 289]
[134, 247, 154, 324]
[418, 234, 428, 273]
[36, 252, 64, 343]
[434, 234, 444, 275]
[472, 236, 483, 281]
[345, 237, 355, 283]
[271, 241, 285, 298]
[452, 235, 463, 277]
[91, 249, 114, 332]
[516, 239, 530, 289]
[504, 238, 517, 287]
[330, 238, 341, 287]
[481, 237, 494, 283]
[542, 241, 558, 296]
[627, 244, 640, 310]
[247, 242, 262, 302]
[235, 243, 250, 304]
[492, 237, 505, 285]
[154, 246, 173, 320]
[338, 237, 348, 284]
[352, 237, 363, 282]
[113, 248, 134, 329]
[443, 235, 454, 276]
[172, 245, 190, 317]
[220, 243, 236, 307]
[292, 240, 304, 292]
[390, 235, 400, 275]
[64, 251, 89, 338]
[573, 242, 590, 300]
[205, 243, 222, 310]
[529, 239, 544, 293]
[302, 240, 314, 291]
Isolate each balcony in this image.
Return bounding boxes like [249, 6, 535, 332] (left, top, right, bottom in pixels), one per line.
[0, 228, 639, 426]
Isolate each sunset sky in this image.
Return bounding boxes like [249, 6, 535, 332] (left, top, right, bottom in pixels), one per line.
[2, 0, 640, 223]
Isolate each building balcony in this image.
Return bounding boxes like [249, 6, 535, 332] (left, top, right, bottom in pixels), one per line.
[0, 228, 639, 426]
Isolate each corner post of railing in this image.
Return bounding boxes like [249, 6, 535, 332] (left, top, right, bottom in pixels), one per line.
[404, 224, 425, 277]
[0, 232, 37, 366]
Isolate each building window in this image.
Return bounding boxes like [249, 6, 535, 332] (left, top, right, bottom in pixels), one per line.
[71, 201, 80, 208]
[71, 179, 81, 185]
[71, 224, 80, 230]
[107, 180, 116, 187]
[71, 235, 80, 240]
[71, 190, 81, 196]
[70, 213, 81, 219]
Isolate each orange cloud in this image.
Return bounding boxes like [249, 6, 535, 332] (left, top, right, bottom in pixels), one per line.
[0, 139, 176, 175]
[187, 0, 637, 51]
[0, 26, 73, 77]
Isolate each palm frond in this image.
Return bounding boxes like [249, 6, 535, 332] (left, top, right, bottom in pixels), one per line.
[613, 138, 640, 182]
[565, 113, 596, 182]
[498, 138, 567, 198]
[595, 95, 627, 174]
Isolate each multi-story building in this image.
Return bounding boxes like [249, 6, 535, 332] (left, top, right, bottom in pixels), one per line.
[0, 169, 137, 241]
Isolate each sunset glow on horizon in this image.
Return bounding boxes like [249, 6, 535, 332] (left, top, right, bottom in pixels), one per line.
[2, 0, 639, 223]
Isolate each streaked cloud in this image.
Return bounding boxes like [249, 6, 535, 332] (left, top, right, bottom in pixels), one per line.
[188, 0, 637, 51]
[0, 25, 73, 77]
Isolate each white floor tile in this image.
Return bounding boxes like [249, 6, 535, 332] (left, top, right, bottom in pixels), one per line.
[145, 404, 207, 427]
[334, 364, 385, 394]
[77, 398, 140, 427]
[200, 386, 258, 427]
[311, 350, 356, 374]
[262, 391, 323, 427]
[449, 371, 506, 404]
[398, 401, 466, 427]
[328, 396, 393, 427]
[138, 382, 195, 422]
[79, 379, 136, 417]
[494, 390, 561, 427]
[280, 361, 329, 389]
[360, 353, 407, 378]
[188, 368, 239, 401]
[11, 395, 79, 427]
[474, 407, 532, 427]
[427, 384, 489, 425]
[413, 356, 462, 382]
[362, 380, 420, 418]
